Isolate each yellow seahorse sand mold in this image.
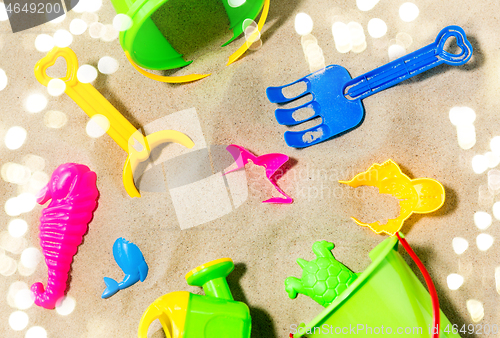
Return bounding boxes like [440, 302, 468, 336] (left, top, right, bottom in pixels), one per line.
[339, 159, 446, 236]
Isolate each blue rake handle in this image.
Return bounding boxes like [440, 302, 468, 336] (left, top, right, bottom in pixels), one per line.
[343, 25, 473, 101]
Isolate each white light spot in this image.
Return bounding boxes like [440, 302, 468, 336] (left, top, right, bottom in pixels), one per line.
[55, 296, 76, 315]
[447, 273, 464, 290]
[86, 114, 110, 138]
[452, 237, 468, 255]
[28, 172, 49, 193]
[466, 299, 484, 323]
[89, 22, 105, 39]
[44, 110, 68, 129]
[23, 155, 45, 172]
[0, 254, 17, 276]
[367, 18, 387, 38]
[50, 13, 66, 24]
[5, 126, 27, 150]
[1, 162, 31, 184]
[77, 65, 98, 83]
[348, 22, 366, 53]
[456, 124, 476, 150]
[8, 219, 28, 238]
[332, 22, 352, 53]
[85, 0, 102, 12]
[478, 184, 494, 208]
[72, 0, 87, 13]
[356, 0, 380, 11]
[26, 94, 48, 113]
[449, 106, 476, 125]
[7, 281, 29, 308]
[228, 0, 245, 7]
[54, 29, 73, 48]
[243, 19, 261, 48]
[47, 79, 66, 97]
[476, 233, 494, 251]
[295, 13, 313, 36]
[9, 311, 29, 331]
[472, 155, 488, 174]
[101, 24, 119, 42]
[35, 34, 55, 52]
[388, 44, 406, 60]
[399, 2, 419, 22]
[0, 232, 27, 254]
[70, 19, 88, 35]
[20, 247, 43, 269]
[26, 326, 48, 338]
[18, 193, 36, 213]
[5, 198, 22, 216]
[0, 2, 9, 21]
[493, 202, 500, 220]
[15, 289, 34, 310]
[474, 211, 492, 230]
[495, 267, 500, 295]
[301, 34, 317, 52]
[488, 169, 500, 194]
[491, 136, 500, 155]
[113, 14, 132, 31]
[0, 68, 7, 91]
[485, 152, 500, 168]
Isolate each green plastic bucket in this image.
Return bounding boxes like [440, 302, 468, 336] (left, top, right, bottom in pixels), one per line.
[293, 237, 461, 338]
[109, 0, 265, 70]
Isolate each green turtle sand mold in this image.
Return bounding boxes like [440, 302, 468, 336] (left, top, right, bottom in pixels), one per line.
[285, 241, 358, 307]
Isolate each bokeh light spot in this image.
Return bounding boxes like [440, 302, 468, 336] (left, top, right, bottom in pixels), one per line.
[5, 126, 27, 150]
[9, 311, 29, 331]
[77, 65, 98, 83]
[26, 94, 48, 113]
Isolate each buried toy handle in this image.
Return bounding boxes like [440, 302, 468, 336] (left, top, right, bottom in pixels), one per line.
[396, 232, 440, 338]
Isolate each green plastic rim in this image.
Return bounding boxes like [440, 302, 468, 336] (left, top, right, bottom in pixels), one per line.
[110, 0, 265, 70]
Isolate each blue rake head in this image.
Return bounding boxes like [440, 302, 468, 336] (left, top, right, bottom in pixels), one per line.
[266, 25, 473, 148]
[266, 65, 364, 148]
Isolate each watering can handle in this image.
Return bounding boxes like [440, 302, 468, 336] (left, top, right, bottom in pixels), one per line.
[343, 25, 472, 101]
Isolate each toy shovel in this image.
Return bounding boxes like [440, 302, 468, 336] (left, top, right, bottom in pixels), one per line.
[34, 47, 194, 198]
[267, 25, 473, 148]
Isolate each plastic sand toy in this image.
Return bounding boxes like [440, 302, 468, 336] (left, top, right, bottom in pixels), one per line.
[288, 237, 460, 338]
[266, 25, 472, 148]
[138, 258, 251, 338]
[225, 144, 292, 203]
[339, 159, 445, 236]
[102, 238, 148, 299]
[32, 163, 99, 309]
[287, 160, 450, 337]
[285, 241, 357, 307]
[34, 47, 194, 198]
[110, 0, 270, 83]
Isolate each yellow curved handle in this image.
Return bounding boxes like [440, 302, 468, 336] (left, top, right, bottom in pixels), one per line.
[227, 0, 270, 66]
[123, 130, 195, 198]
[34, 47, 79, 87]
[125, 52, 211, 83]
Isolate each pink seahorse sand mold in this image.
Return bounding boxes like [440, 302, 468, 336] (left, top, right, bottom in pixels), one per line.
[31, 163, 99, 309]
[225, 144, 293, 204]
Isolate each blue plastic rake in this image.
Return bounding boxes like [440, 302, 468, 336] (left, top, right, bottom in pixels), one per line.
[266, 25, 473, 148]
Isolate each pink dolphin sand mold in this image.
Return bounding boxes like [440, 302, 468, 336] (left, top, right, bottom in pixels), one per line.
[31, 163, 99, 309]
[225, 144, 293, 204]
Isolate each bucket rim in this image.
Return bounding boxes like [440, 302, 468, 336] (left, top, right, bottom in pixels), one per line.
[294, 236, 399, 337]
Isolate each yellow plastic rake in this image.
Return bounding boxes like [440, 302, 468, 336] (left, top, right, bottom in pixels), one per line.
[34, 47, 194, 198]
